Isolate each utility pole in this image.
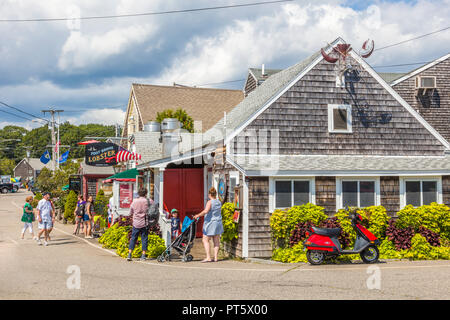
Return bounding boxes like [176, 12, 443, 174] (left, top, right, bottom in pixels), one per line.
[42, 108, 64, 171]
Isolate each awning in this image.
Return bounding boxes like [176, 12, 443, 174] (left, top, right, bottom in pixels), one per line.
[105, 168, 140, 182]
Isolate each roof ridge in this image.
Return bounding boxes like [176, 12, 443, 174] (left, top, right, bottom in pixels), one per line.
[131, 83, 242, 92]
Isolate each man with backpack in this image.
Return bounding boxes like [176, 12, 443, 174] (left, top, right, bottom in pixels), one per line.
[73, 195, 86, 235]
[127, 188, 158, 261]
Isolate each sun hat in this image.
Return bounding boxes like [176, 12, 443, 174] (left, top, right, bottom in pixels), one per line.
[171, 208, 178, 214]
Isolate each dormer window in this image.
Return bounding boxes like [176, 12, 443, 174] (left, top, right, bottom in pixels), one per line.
[328, 104, 352, 133]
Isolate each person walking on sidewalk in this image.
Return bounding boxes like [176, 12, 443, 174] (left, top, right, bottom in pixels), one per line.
[36, 192, 55, 246]
[73, 195, 86, 235]
[193, 187, 224, 263]
[127, 188, 153, 261]
[21, 196, 36, 240]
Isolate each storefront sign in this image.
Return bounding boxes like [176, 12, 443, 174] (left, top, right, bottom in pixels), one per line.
[119, 183, 133, 208]
[69, 175, 82, 193]
[85, 142, 118, 167]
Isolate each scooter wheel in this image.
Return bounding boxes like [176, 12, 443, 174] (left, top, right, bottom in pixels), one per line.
[360, 245, 379, 264]
[306, 250, 325, 265]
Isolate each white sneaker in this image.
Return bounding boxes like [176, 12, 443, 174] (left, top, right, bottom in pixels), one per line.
[43, 241, 48, 246]
[37, 239, 42, 245]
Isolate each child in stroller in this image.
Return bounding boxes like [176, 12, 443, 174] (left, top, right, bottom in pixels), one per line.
[157, 213, 197, 263]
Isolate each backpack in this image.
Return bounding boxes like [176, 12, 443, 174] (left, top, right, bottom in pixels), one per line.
[146, 199, 160, 227]
[76, 202, 86, 217]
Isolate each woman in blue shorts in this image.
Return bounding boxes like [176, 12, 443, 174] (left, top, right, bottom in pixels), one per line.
[193, 187, 224, 262]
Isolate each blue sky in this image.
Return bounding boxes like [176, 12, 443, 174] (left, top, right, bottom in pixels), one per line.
[0, 0, 448, 128]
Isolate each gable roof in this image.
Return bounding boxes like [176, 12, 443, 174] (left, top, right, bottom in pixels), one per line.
[14, 158, 54, 171]
[200, 38, 450, 151]
[128, 84, 244, 133]
[390, 52, 450, 86]
[202, 46, 325, 146]
[248, 68, 282, 83]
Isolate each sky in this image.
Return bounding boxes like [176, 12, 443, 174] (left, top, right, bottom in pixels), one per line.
[0, 0, 449, 129]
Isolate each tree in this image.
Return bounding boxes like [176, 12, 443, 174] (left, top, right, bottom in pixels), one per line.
[64, 190, 78, 222]
[156, 108, 194, 133]
[0, 159, 16, 175]
[94, 189, 109, 218]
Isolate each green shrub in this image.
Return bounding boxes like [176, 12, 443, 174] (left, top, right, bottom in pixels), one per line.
[379, 239, 405, 259]
[64, 190, 77, 222]
[116, 232, 165, 259]
[221, 202, 238, 243]
[98, 224, 130, 249]
[358, 206, 390, 240]
[94, 189, 109, 218]
[272, 243, 308, 263]
[397, 203, 450, 239]
[270, 209, 289, 241]
[99, 224, 165, 259]
[270, 203, 327, 247]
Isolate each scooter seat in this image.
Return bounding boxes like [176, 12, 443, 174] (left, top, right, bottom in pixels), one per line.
[312, 226, 341, 238]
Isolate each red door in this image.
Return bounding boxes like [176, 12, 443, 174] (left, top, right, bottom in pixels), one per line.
[164, 168, 204, 237]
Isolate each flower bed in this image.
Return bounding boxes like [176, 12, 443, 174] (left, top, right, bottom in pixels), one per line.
[98, 216, 165, 259]
[270, 203, 450, 263]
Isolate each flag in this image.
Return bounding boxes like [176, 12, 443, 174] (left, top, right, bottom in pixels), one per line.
[40, 150, 51, 164]
[58, 150, 69, 164]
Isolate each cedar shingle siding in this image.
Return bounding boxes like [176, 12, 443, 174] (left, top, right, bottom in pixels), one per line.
[231, 57, 445, 156]
[248, 177, 271, 258]
[392, 57, 450, 142]
[315, 177, 336, 215]
[380, 176, 400, 215]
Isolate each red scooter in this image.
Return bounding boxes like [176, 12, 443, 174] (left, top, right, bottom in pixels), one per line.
[303, 213, 380, 265]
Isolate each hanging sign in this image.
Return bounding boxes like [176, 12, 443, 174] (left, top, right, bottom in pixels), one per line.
[218, 174, 227, 203]
[85, 142, 118, 167]
[119, 183, 133, 208]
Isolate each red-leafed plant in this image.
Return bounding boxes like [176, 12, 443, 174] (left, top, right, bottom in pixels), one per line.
[386, 219, 415, 251]
[418, 226, 440, 247]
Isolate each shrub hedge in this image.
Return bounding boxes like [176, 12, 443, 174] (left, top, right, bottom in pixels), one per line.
[271, 202, 450, 263]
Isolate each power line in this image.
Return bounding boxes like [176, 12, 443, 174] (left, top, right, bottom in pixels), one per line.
[196, 79, 246, 86]
[0, 108, 35, 122]
[372, 61, 431, 68]
[375, 26, 450, 51]
[0, 0, 293, 22]
[0, 101, 48, 122]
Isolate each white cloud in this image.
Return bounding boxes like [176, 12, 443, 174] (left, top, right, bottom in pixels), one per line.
[1, 0, 450, 126]
[58, 24, 157, 71]
[64, 108, 126, 125]
[151, 0, 450, 86]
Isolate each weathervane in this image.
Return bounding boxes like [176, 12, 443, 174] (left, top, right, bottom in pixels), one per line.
[321, 39, 374, 87]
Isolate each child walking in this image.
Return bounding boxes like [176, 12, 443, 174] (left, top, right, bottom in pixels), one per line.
[21, 196, 36, 240]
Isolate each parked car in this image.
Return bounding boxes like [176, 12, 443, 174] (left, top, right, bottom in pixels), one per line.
[0, 183, 14, 194]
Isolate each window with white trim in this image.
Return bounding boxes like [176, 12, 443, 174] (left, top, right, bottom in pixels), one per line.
[328, 104, 352, 133]
[336, 178, 379, 209]
[401, 178, 441, 208]
[275, 179, 312, 209]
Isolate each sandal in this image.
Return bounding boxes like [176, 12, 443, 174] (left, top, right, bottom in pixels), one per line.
[201, 259, 212, 263]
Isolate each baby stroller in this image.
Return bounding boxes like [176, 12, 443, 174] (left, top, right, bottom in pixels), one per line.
[157, 217, 197, 263]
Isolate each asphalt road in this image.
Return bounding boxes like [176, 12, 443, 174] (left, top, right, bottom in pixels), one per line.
[1, 191, 450, 300]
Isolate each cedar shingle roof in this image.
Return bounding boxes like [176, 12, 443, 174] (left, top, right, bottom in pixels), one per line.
[131, 84, 244, 132]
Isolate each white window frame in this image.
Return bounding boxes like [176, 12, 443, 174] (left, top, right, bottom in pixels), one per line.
[228, 171, 240, 202]
[328, 104, 352, 133]
[269, 177, 315, 212]
[336, 177, 380, 211]
[399, 176, 442, 209]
